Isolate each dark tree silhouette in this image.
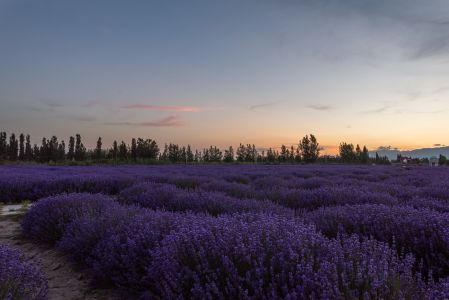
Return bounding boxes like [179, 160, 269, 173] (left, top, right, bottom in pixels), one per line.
[95, 137, 103, 160]
[19, 133, 25, 160]
[68, 136, 75, 161]
[8, 133, 18, 161]
[74, 134, 86, 161]
[25, 134, 33, 160]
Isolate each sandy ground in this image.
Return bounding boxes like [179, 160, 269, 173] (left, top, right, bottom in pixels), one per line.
[0, 214, 122, 300]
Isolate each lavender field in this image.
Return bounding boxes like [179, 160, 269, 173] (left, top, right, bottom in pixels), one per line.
[2, 164, 449, 299]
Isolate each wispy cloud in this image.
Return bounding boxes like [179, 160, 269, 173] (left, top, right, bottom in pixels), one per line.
[376, 145, 399, 151]
[307, 104, 334, 111]
[38, 98, 65, 108]
[361, 105, 391, 114]
[71, 115, 96, 122]
[104, 116, 184, 127]
[249, 102, 281, 110]
[121, 104, 202, 112]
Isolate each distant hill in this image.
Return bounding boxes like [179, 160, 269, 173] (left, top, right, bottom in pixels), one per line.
[369, 147, 449, 160]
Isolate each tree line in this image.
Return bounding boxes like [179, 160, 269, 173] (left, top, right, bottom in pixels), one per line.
[0, 132, 327, 164]
[338, 142, 390, 164]
[1, 131, 389, 164]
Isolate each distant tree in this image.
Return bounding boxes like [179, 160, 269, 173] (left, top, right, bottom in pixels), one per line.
[223, 146, 234, 163]
[361, 146, 369, 163]
[119, 141, 128, 160]
[289, 146, 295, 162]
[194, 150, 201, 162]
[67, 136, 75, 161]
[279, 145, 288, 162]
[8, 133, 18, 160]
[131, 138, 137, 161]
[136, 138, 159, 160]
[243, 144, 257, 162]
[48, 136, 59, 161]
[355, 144, 362, 161]
[0, 132, 7, 160]
[339, 142, 356, 163]
[39, 137, 48, 162]
[57, 140, 66, 160]
[256, 152, 264, 163]
[295, 147, 301, 163]
[180, 146, 187, 163]
[167, 143, 180, 162]
[95, 137, 102, 160]
[19, 133, 25, 160]
[236, 144, 245, 162]
[74, 134, 86, 161]
[25, 134, 33, 160]
[439, 154, 447, 166]
[208, 146, 222, 162]
[186, 145, 194, 163]
[299, 134, 320, 163]
[202, 147, 210, 162]
[160, 143, 169, 161]
[112, 140, 118, 161]
[33, 144, 40, 161]
[266, 148, 276, 163]
[374, 152, 390, 165]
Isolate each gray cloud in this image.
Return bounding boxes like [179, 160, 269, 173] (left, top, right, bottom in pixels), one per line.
[376, 145, 399, 151]
[249, 102, 281, 110]
[307, 104, 334, 111]
[361, 105, 391, 114]
[38, 98, 65, 108]
[71, 116, 96, 122]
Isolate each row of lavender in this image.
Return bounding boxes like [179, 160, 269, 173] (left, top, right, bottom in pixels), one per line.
[7, 164, 449, 298]
[2, 165, 449, 208]
[21, 193, 449, 299]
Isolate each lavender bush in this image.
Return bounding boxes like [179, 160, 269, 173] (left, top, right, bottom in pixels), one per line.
[305, 204, 449, 279]
[22, 193, 118, 244]
[148, 213, 422, 299]
[89, 210, 198, 289]
[119, 182, 293, 216]
[58, 204, 143, 265]
[0, 245, 48, 300]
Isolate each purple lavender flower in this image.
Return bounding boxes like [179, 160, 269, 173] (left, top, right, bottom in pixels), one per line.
[148, 213, 422, 299]
[0, 244, 48, 300]
[22, 193, 118, 244]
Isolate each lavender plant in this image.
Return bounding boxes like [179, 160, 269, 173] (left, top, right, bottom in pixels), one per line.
[305, 204, 449, 279]
[0, 245, 48, 300]
[22, 193, 118, 244]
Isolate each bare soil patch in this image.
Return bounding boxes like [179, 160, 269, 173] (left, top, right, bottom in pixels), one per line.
[0, 214, 121, 300]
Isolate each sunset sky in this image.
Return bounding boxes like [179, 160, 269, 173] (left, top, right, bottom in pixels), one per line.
[1, 0, 449, 154]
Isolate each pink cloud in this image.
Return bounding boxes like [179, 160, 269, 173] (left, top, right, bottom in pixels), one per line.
[121, 104, 202, 112]
[138, 116, 185, 127]
[104, 116, 185, 127]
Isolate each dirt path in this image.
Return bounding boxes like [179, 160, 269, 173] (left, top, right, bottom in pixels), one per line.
[0, 214, 121, 300]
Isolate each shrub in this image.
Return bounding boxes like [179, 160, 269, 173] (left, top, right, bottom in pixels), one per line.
[306, 204, 449, 280]
[0, 245, 48, 300]
[119, 183, 293, 216]
[148, 213, 422, 299]
[22, 193, 118, 244]
[88, 210, 199, 290]
[278, 186, 397, 210]
[58, 204, 143, 265]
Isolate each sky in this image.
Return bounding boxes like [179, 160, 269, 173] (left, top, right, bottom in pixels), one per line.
[1, 0, 449, 154]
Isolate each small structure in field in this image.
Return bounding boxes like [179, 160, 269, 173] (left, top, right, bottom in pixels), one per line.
[429, 156, 439, 167]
